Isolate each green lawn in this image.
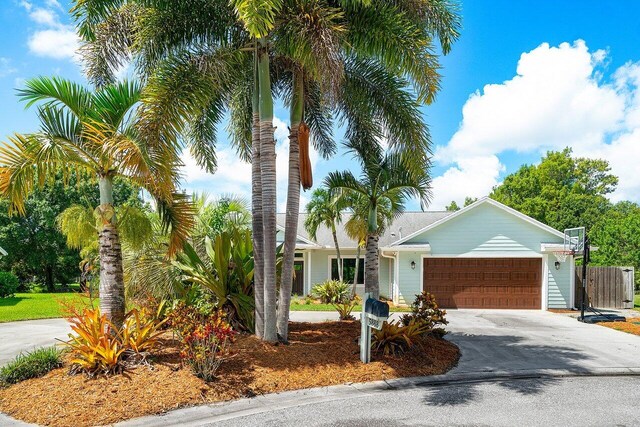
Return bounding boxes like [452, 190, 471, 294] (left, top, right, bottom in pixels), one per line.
[0, 293, 95, 323]
[289, 302, 411, 312]
[635, 294, 640, 311]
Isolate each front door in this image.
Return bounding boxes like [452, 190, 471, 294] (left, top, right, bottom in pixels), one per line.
[293, 260, 304, 295]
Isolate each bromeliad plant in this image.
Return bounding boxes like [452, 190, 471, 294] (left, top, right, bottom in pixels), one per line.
[64, 307, 166, 375]
[371, 319, 430, 356]
[400, 291, 448, 331]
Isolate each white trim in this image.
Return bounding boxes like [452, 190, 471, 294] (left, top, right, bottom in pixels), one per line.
[392, 197, 565, 246]
[420, 254, 547, 311]
[276, 224, 319, 246]
[306, 251, 312, 295]
[380, 251, 396, 299]
[542, 254, 549, 311]
[327, 254, 365, 285]
[0, 246, 7, 257]
[569, 255, 576, 309]
[415, 253, 543, 258]
[380, 244, 431, 252]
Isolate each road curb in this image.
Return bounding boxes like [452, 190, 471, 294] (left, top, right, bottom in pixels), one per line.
[114, 367, 640, 427]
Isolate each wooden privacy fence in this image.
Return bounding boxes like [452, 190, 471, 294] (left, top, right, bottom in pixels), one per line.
[574, 266, 635, 309]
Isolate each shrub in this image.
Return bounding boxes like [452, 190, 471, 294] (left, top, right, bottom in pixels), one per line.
[64, 307, 166, 375]
[167, 302, 236, 381]
[400, 291, 448, 331]
[371, 319, 430, 356]
[0, 347, 63, 385]
[0, 271, 19, 298]
[311, 280, 351, 304]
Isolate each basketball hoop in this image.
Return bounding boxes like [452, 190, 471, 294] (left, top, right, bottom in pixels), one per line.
[553, 250, 572, 263]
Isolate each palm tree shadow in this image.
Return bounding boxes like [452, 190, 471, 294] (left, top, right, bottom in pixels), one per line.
[421, 383, 480, 406]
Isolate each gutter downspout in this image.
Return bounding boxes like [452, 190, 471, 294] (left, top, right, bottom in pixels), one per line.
[380, 251, 397, 303]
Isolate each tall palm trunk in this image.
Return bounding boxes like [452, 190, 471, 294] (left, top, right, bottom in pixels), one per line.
[257, 44, 277, 343]
[97, 174, 125, 328]
[364, 233, 379, 299]
[331, 224, 343, 281]
[277, 70, 304, 342]
[251, 83, 264, 337]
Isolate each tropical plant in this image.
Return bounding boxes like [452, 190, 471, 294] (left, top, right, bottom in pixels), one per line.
[167, 303, 235, 381]
[0, 77, 189, 327]
[0, 271, 19, 298]
[173, 229, 256, 332]
[400, 291, 448, 330]
[326, 144, 431, 298]
[371, 319, 430, 356]
[311, 279, 351, 304]
[0, 347, 64, 385]
[305, 188, 346, 280]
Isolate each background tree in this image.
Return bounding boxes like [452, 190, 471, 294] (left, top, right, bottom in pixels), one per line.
[590, 201, 640, 288]
[490, 148, 617, 232]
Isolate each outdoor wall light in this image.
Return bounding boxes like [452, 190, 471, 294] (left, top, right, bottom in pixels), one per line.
[410, 261, 416, 270]
[554, 261, 561, 270]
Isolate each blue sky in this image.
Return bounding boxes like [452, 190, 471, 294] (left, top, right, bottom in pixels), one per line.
[1, 0, 640, 211]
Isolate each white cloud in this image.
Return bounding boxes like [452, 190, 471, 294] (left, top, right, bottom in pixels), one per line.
[181, 116, 318, 213]
[433, 40, 640, 208]
[28, 28, 79, 60]
[29, 7, 57, 26]
[22, 2, 80, 62]
[0, 58, 17, 78]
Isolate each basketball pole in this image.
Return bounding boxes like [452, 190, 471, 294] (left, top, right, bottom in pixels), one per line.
[580, 236, 590, 321]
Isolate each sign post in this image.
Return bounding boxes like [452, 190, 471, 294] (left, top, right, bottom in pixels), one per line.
[360, 292, 390, 363]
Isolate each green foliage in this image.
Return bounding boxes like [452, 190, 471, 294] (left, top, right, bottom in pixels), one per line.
[0, 347, 63, 385]
[311, 280, 351, 304]
[167, 302, 236, 381]
[0, 271, 19, 298]
[304, 188, 344, 240]
[371, 319, 430, 356]
[0, 172, 140, 291]
[490, 148, 617, 232]
[173, 229, 256, 332]
[400, 291, 448, 331]
[590, 202, 640, 287]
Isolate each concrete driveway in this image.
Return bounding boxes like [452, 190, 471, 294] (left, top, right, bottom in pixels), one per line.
[0, 319, 70, 365]
[445, 309, 640, 375]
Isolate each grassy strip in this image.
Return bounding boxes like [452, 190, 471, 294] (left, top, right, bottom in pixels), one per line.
[0, 347, 64, 385]
[290, 303, 411, 312]
[0, 293, 96, 323]
[635, 294, 640, 311]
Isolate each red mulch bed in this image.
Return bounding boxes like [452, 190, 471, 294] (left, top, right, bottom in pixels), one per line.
[0, 321, 459, 426]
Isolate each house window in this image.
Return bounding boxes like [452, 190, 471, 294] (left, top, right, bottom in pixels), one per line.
[331, 257, 364, 284]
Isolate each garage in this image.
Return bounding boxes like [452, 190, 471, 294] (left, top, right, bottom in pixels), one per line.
[423, 258, 542, 309]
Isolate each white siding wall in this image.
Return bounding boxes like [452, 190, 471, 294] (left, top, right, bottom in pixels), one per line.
[547, 255, 572, 308]
[307, 249, 390, 296]
[397, 251, 422, 305]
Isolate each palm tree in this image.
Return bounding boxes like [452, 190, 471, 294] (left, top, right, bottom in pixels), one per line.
[305, 188, 346, 280]
[71, 0, 460, 340]
[325, 145, 431, 298]
[0, 77, 187, 327]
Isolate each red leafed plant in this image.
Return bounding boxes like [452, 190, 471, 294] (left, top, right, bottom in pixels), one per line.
[168, 302, 236, 381]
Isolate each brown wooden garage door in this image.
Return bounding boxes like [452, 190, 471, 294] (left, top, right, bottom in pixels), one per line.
[423, 258, 542, 309]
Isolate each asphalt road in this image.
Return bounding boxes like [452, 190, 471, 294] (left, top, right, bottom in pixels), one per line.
[210, 376, 640, 427]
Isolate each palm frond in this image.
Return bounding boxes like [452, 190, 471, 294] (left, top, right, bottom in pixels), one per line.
[232, 0, 283, 38]
[57, 205, 97, 249]
[17, 76, 93, 118]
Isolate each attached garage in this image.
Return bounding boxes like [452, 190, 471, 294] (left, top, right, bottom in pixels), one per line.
[422, 258, 542, 309]
[385, 198, 575, 310]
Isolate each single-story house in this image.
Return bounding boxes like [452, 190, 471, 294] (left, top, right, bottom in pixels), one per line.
[276, 197, 575, 310]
